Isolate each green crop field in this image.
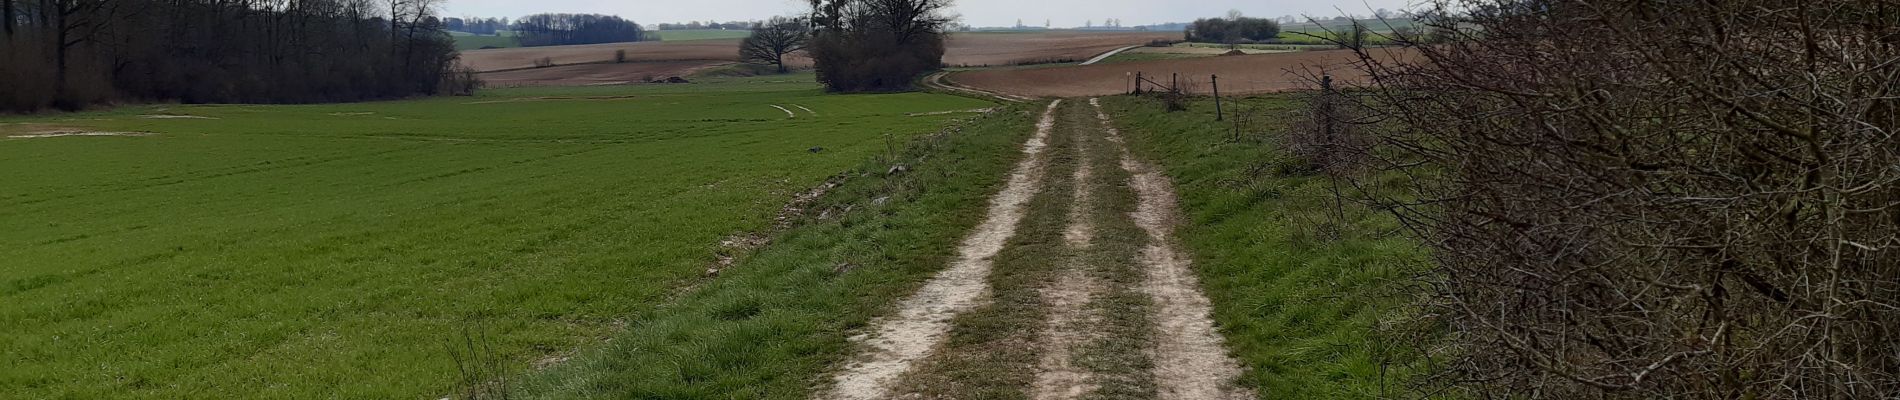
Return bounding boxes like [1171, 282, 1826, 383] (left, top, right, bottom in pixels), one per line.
[0, 74, 993, 398]
[451, 34, 520, 50]
[656, 29, 753, 41]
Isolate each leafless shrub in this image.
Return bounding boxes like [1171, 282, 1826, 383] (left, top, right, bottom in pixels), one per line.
[1286, 78, 1369, 177]
[439, 61, 483, 96]
[532, 57, 555, 68]
[614, 49, 628, 64]
[1330, 0, 1900, 398]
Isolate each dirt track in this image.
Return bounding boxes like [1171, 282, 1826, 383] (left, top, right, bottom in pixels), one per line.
[820, 99, 1252, 399]
[821, 100, 1063, 400]
[948, 49, 1398, 98]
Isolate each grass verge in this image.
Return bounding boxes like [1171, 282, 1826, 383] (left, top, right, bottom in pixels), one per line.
[510, 103, 1038, 398]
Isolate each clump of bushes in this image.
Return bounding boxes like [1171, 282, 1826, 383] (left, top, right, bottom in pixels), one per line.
[806, 0, 951, 92]
[1186, 15, 1281, 43]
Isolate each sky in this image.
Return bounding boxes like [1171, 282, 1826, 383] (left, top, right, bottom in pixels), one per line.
[441, 0, 1417, 28]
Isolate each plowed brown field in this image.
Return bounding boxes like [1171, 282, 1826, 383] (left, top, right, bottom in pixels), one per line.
[945, 49, 1400, 98]
[462, 31, 1177, 86]
[942, 31, 1179, 67]
[462, 39, 756, 72]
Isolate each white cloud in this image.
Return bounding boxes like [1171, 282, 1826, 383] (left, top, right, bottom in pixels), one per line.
[441, 0, 1416, 28]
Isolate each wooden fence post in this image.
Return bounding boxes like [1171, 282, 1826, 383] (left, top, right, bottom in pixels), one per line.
[1213, 74, 1222, 121]
[1135, 71, 1143, 94]
[1171, 73, 1178, 93]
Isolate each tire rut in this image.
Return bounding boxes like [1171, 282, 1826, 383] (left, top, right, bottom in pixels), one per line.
[1090, 98, 1254, 400]
[819, 100, 1064, 400]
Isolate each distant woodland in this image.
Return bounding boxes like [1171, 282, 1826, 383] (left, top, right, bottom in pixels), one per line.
[512, 13, 650, 47]
[0, 0, 475, 112]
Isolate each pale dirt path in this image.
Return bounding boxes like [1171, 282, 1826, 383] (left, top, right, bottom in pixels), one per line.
[1089, 98, 1254, 400]
[1032, 102, 1103, 400]
[820, 100, 1065, 400]
[1079, 45, 1142, 66]
[923, 72, 1035, 103]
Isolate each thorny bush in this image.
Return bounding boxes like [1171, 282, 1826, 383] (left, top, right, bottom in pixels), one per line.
[1330, 0, 1900, 398]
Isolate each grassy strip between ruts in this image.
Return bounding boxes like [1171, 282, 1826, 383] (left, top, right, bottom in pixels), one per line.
[1098, 95, 1433, 399]
[509, 103, 1038, 398]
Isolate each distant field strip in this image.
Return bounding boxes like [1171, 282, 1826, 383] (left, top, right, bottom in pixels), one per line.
[0, 74, 988, 399]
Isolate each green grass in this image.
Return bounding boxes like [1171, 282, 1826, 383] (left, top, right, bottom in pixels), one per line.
[511, 100, 1036, 399]
[0, 73, 993, 399]
[656, 29, 752, 41]
[452, 34, 520, 51]
[1099, 95, 1433, 398]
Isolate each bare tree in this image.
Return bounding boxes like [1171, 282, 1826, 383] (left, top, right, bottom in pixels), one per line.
[739, 16, 808, 73]
[1, 0, 470, 111]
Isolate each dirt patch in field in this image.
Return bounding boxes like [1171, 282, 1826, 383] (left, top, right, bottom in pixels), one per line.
[3, 123, 154, 139]
[7, 130, 153, 139]
[943, 31, 1180, 67]
[822, 100, 1063, 400]
[707, 177, 844, 277]
[951, 49, 1407, 98]
[477, 61, 731, 87]
[906, 108, 995, 117]
[140, 114, 217, 120]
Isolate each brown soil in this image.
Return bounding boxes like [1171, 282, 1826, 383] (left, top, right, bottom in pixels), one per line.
[950, 48, 1406, 98]
[463, 32, 1175, 87]
[943, 31, 1180, 67]
[461, 39, 762, 72]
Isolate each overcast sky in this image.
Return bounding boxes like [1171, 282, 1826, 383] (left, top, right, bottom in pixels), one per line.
[442, 0, 1417, 28]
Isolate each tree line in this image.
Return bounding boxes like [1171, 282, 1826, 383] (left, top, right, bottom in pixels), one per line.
[1185, 14, 1281, 43]
[445, 16, 508, 35]
[513, 13, 650, 47]
[656, 20, 756, 30]
[0, 0, 474, 112]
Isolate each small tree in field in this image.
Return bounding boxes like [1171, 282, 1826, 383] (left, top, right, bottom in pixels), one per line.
[740, 16, 810, 73]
